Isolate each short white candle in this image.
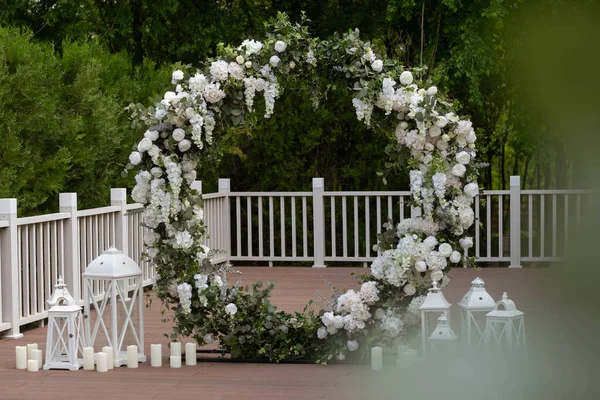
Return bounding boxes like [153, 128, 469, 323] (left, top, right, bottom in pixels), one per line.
[32, 349, 43, 368]
[150, 344, 162, 367]
[96, 352, 108, 373]
[371, 346, 383, 371]
[397, 344, 409, 357]
[127, 345, 138, 368]
[102, 346, 114, 370]
[83, 347, 95, 370]
[16, 346, 27, 370]
[27, 359, 39, 372]
[185, 342, 197, 366]
[170, 356, 181, 368]
[170, 341, 181, 357]
[26, 343, 38, 360]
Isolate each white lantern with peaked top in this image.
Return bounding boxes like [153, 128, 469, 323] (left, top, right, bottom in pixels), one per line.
[419, 280, 451, 357]
[458, 277, 495, 347]
[483, 292, 526, 351]
[43, 277, 85, 370]
[428, 312, 458, 356]
[83, 247, 146, 367]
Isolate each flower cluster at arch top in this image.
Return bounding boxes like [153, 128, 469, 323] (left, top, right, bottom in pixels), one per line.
[126, 14, 479, 363]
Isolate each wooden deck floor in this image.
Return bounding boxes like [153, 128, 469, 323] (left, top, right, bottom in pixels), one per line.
[0, 267, 558, 400]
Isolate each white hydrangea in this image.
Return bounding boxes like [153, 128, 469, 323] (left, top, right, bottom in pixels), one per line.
[460, 237, 474, 249]
[210, 60, 229, 82]
[321, 311, 335, 327]
[359, 281, 379, 305]
[177, 283, 192, 314]
[228, 62, 245, 80]
[173, 230, 193, 249]
[194, 274, 209, 292]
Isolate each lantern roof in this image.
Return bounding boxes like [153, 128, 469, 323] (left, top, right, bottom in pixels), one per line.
[429, 313, 458, 341]
[458, 277, 496, 310]
[419, 280, 451, 311]
[47, 276, 77, 307]
[486, 292, 524, 318]
[83, 247, 142, 279]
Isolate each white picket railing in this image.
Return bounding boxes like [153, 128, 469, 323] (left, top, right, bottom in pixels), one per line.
[0, 176, 591, 338]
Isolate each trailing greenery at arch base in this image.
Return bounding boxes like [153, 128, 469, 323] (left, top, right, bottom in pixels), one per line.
[128, 13, 479, 364]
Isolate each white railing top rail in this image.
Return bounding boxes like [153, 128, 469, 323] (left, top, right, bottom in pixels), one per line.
[77, 205, 121, 217]
[324, 191, 410, 196]
[125, 203, 143, 211]
[521, 189, 594, 195]
[0, 221, 9, 228]
[16, 212, 70, 226]
[215, 191, 313, 198]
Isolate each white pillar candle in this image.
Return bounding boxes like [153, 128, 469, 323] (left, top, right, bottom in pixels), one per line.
[32, 349, 43, 368]
[83, 347, 95, 370]
[397, 344, 409, 357]
[27, 359, 39, 372]
[185, 342, 197, 366]
[170, 341, 181, 357]
[127, 345, 138, 368]
[96, 352, 108, 373]
[16, 346, 27, 370]
[26, 343, 38, 360]
[150, 344, 162, 367]
[170, 356, 181, 368]
[371, 346, 383, 371]
[102, 346, 114, 370]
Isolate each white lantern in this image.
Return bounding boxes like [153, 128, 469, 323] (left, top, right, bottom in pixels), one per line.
[43, 277, 85, 370]
[483, 292, 526, 351]
[83, 247, 146, 367]
[428, 312, 458, 356]
[458, 277, 495, 347]
[419, 280, 451, 357]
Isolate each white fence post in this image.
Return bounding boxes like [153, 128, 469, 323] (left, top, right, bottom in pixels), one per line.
[111, 188, 128, 256]
[191, 180, 202, 194]
[509, 176, 522, 268]
[218, 179, 231, 257]
[59, 193, 81, 301]
[312, 178, 326, 268]
[0, 199, 24, 338]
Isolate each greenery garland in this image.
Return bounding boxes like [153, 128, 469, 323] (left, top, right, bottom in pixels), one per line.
[127, 13, 479, 364]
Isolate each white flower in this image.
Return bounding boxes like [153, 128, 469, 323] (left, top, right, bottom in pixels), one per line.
[177, 283, 192, 314]
[439, 243, 453, 257]
[464, 182, 479, 197]
[467, 131, 477, 144]
[203, 334, 214, 344]
[155, 109, 167, 120]
[321, 311, 335, 327]
[211, 275, 223, 287]
[129, 152, 142, 165]
[137, 137, 153, 152]
[437, 139, 449, 151]
[460, 237, 474, 249]
[225, 303, 238, 316]
[399, 71, 413, 85]
[442, 134, 450, 142]
[210, 60, 229, 82]
[426, 86, 438, 96]
[431, 269, 444, 282]
[428, 125, 442, 137]
[144, 130, 159, 141]
[245, 61, 252, 69]
[178, 139, 192, 152]
[459, 207, 475, 228]
[203, 83, 226, 103]
[452, 163, 467, 177]
[336, 353, 346, 361]
[274, 40, 287, 52]
[403, 284, 416, 296]
[171, 69, 184, 83]
[456, 151, 471, 165]
[172, 128, 185, 142]
[289, 61, 295, 69]
[424, 236, 438, 248]
[317, 326, 328, 339]
[450, 251, 462, 263]
[371, 59, 383, 72]
[347, 340, 359, 352]
[228, 62, 245, 80]
[435, 116, 448, 128]
[236, 55, 245, 64]
[333, 315, 344, 329]
[239, 39, 263, 56]
[269, 55, 281, 67]
[359, 281, 379, 305]
[374, 308, 385, 319]
[415, 260, 427, 272]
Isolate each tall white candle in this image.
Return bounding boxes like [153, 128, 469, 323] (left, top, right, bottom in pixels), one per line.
[26, 343, 38, 360]
[371, 346, 383, 371]
[127, 345, 138, 368]
[170, 342, 181, 357]
[83, 347, 95, 370]
[102, 346, 114, 370]
[151, 344, 162, 367]
[170, 356, 181, 368]
[16, 346, 27, 370]
[27, 359, 39, 372]
[96, 352, 108, 373]
[32, 349, 43, 368]
[185, 342, 197, 366]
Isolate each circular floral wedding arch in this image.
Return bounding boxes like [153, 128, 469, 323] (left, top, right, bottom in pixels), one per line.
[127, 13, 478, 363]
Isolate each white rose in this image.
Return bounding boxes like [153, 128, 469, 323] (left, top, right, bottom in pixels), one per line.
[456, 151, 471, 165]
[245, 61, 252, 69]
[467, 131, 477, 144]
[438, 243, 453, 257]
[426, 86, 438, 96]
[459, 207, 475, 228]
[435, 116, 448, 128]
[424, 236, 438, 248]
[289, 61, 296, 69]
[460, 237, 474, 249]
[321, 311, 335, 327]
[326, 325, 338, 335]
[171, 69, 184, 83]
[430, 269, 444, 282]
[374, 308, 385, 320]
[178, 139, 192, 152]
[274, 40, 287, 53]
[429, 125, 441, 137]
[144, 130, 159, 141]
[150, 167, 163, 178]
[449, 251, 462, 264]
[225, 303, 238, 316]
[371, 59, 383, 72]
[172, 128, 185, 142]
[399, 71, 413, 85]
[425, 143, 434, 152]
[137, 137, 153, 152]
[317, 326, 328, 339]
[442, 134, 450, 142]
[436, 140, 449, 151]
[418, 88, 426, 96]
[452, 163, 467, 177]
[269, 55, 281, 67]
[155, 109, 167, 120]
[403, 284, 416, 296]
[203, 334, 214, 344]
[347, 340, 359, 352]
[148, 145, 159, 158]
[129, 152, 142, 165]
[236, 55, 245, 64]
[464, 182, 479, 197]
[415, 260, 427, 272]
